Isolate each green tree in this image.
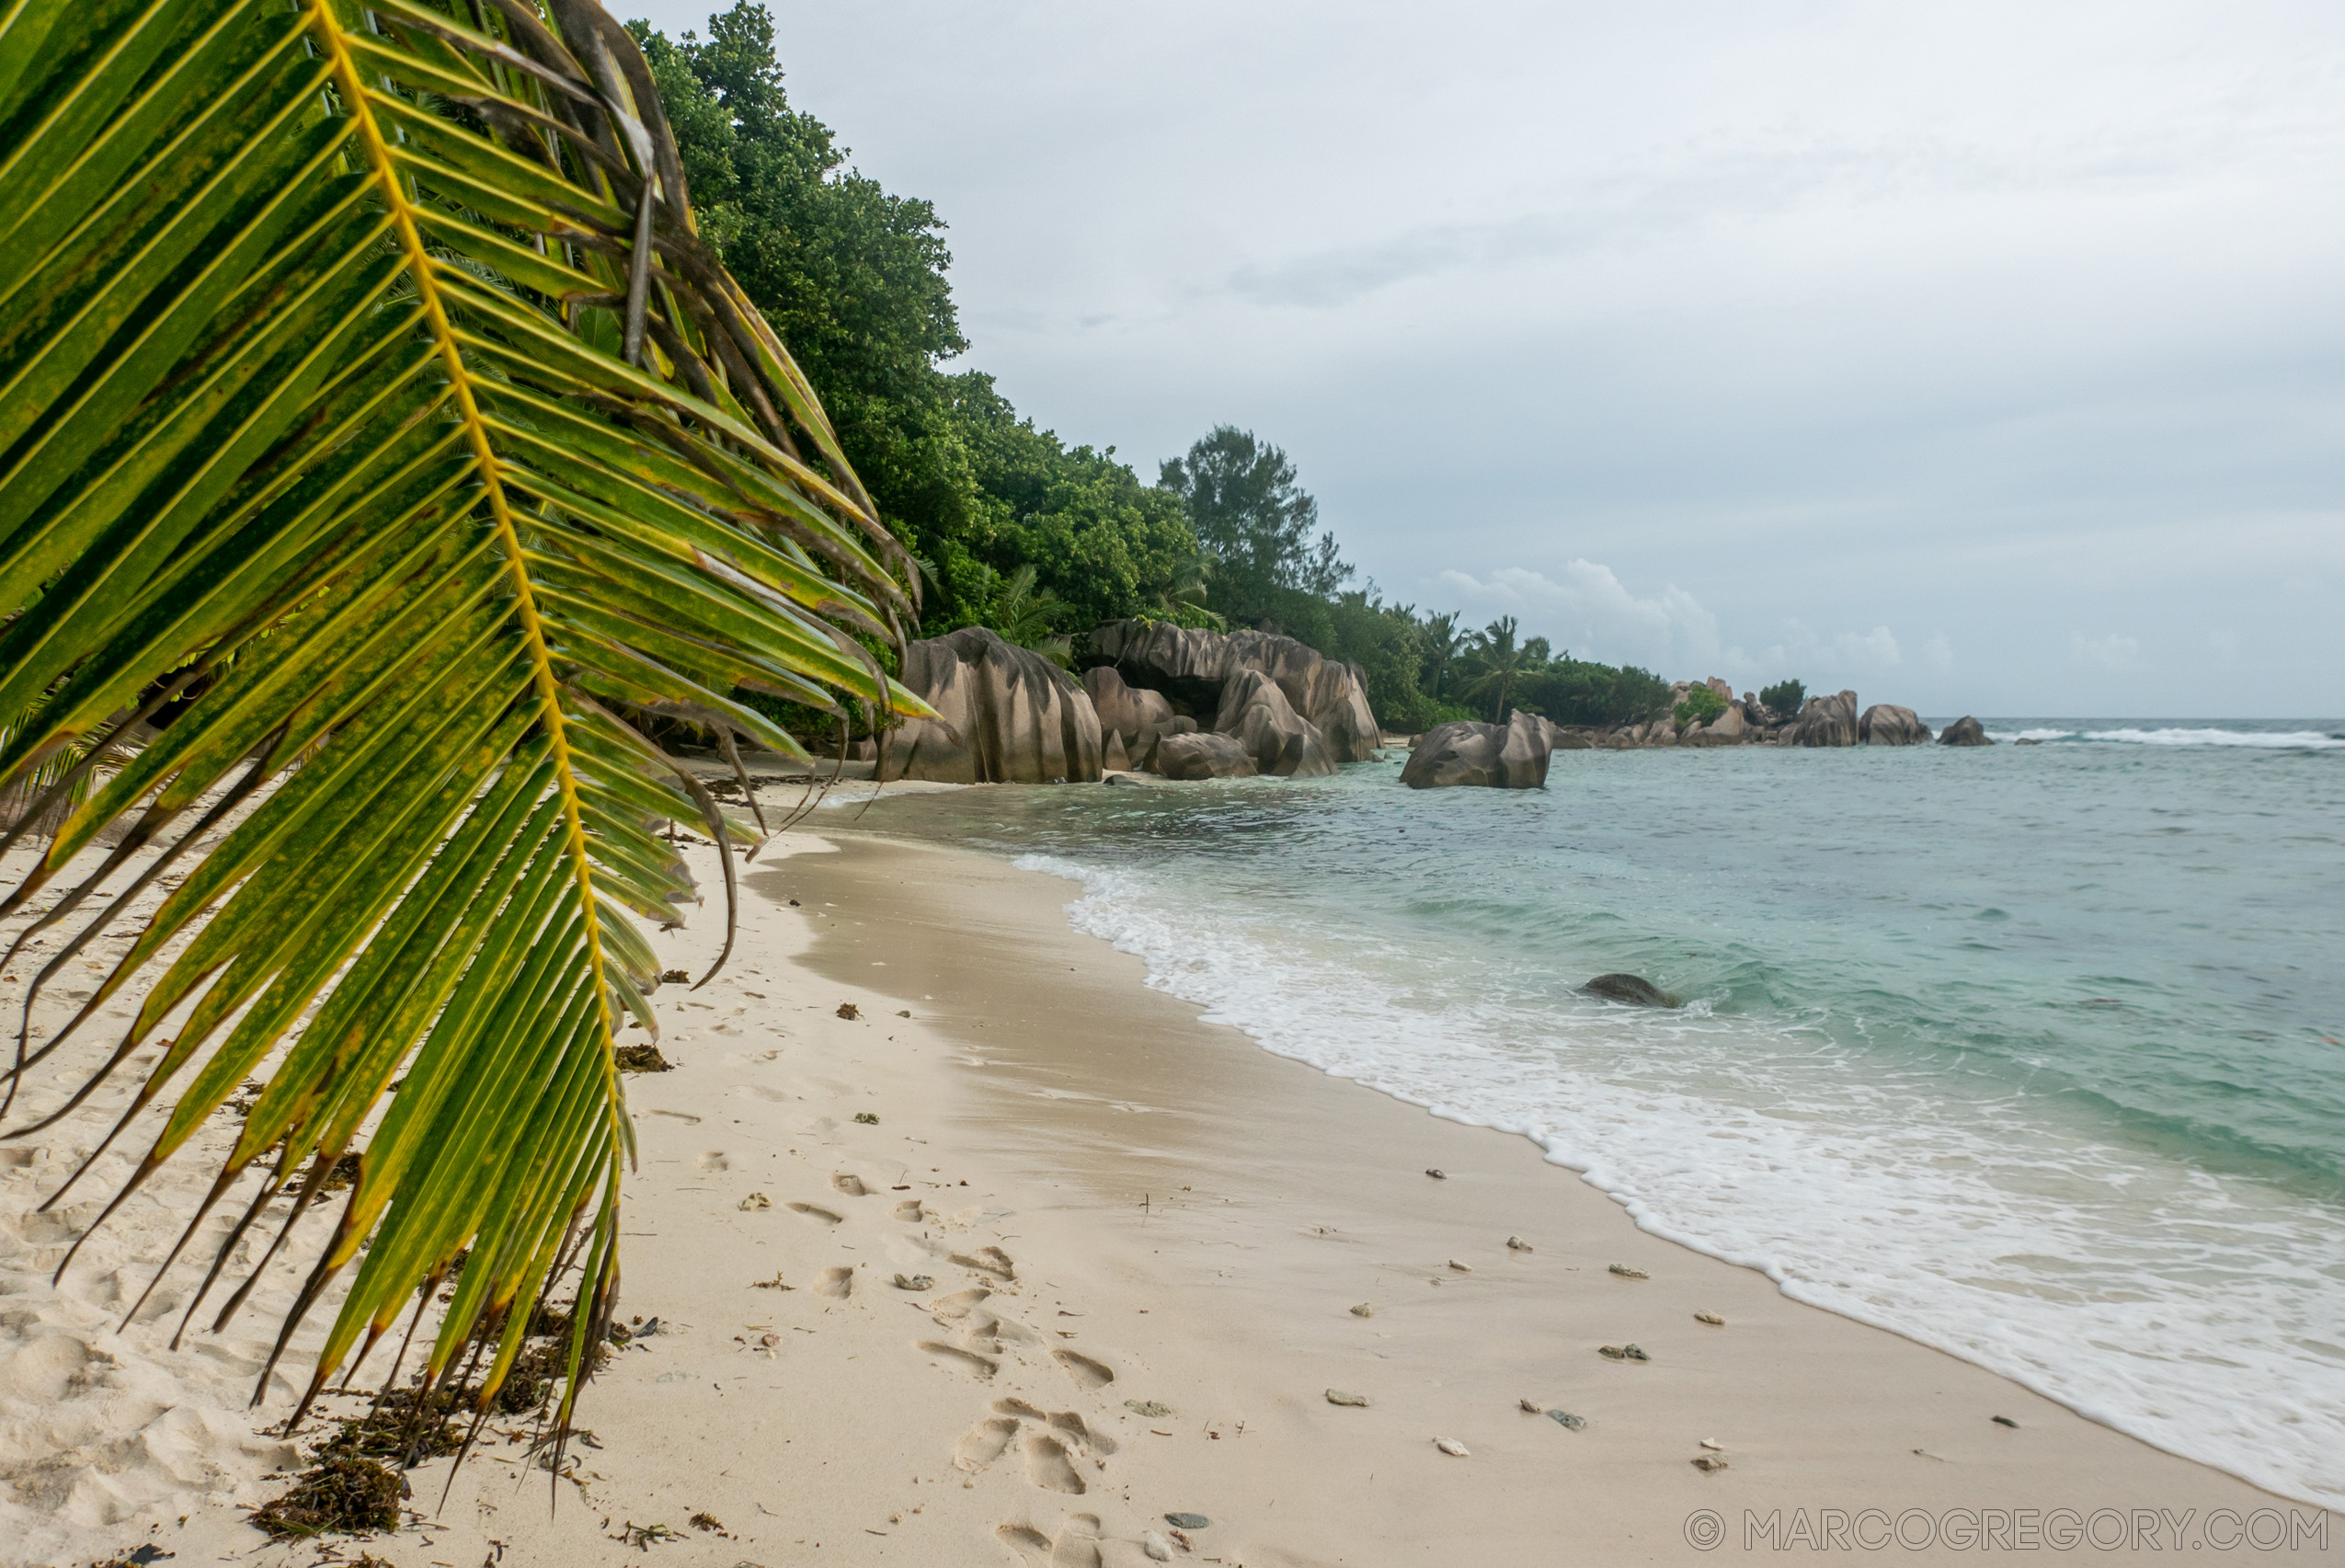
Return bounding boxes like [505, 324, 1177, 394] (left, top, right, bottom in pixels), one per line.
[1675, 685, 1728, 729]
[1461, 616, 1535, 722]
[1422, 612, 1466, 704]
[3, 0, 922, 1446]
[1159, 427, 1350, 625]
[967, 564, 1073, 665]
[1760, 678, 1806, 717]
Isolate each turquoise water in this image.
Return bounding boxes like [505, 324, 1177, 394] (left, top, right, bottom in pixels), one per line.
[838, 723, 2345, 1508]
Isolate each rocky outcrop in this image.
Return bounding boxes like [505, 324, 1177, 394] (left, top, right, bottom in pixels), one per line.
[1214, 669, 1338, 776]
[1085, 621, 1379, 764]
[1939, 715, 1993, 746]
[1582, 973, 1679, 1007]
[1152, 732, 1258, 780]
[1685, 703, 1752, 746]
[878, 626, 1103, 784]
[1859, 704, 1931, 745]
[1084, 665, 1178, 770]
[1400, 713, 1553, 789]
[1788, 690, 1859, 748]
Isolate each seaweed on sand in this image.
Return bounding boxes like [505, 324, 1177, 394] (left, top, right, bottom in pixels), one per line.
[249, 1456, 406, 1538]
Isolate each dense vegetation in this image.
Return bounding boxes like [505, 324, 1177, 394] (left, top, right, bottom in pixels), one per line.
[635, 6, 1695, 735]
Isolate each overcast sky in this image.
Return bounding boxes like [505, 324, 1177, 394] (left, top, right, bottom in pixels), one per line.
[635, 0, 2345, 716]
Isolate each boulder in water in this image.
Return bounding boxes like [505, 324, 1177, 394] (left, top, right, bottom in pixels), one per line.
[877, 626, 1103, 784]
[1582, 973, 1679, 1007]
[1939, 715, 1993, 746]
[1789, 690, 1859, 747]
[1859, 704, 1931, 745]
[1401, 712, 1554, 788]
[1152, 731, 1259, 780]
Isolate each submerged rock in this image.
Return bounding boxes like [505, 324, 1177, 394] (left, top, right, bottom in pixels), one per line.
[1151, 732, 1258, 780]
[1582, 973, 1678, 1008]
[879, 626, 1104, 784]
[1859, 704, 1932, 745]
[1939, 715, 1993, 746]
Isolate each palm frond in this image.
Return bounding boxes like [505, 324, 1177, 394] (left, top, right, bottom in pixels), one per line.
[0, 0, 932, 1453]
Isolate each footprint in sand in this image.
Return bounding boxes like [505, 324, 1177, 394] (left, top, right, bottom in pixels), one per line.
[1047, 1412, 1116, 1456]
[931, 1288, 990, 1321]
[994, 1402, 1116, 1457]
[918, 1341, 1000, 1379]
[893, 1198, 925, 1222]
[955, 1415, 1020, 1471]
[996, 1524, 1054, 1567]
[1052, 1349, 1114, 1390]
[1050, 1513, 1105, 1567]
[832, 1173, 869, 1196]
[785, 1202, 843, 1226]
[950, 1245, 1016, 1281]
[1022, 1432, 1086, 1494]
[815, 1265, 854, 1299]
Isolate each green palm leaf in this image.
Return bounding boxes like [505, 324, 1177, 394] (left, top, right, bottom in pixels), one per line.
[0, 0, 931, 1457]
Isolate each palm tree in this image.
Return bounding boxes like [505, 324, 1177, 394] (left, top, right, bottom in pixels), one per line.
[1460, 615, 1533, 722]
[0, 0, 931, 1455]
[977, 564, 1073, 665]
[1423, 612, 1464, 703]
[1145, 546, 1224, 628]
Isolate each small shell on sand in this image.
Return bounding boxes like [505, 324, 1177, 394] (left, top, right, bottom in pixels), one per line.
[1447, 1260, 1471, 1273]
[1598, 1344, 1651, 1362]
[1349, 1302, 1376, 1318]
[1694, 1310, 1725, 1326]
[738, 1192, 772, 1211]
[892, 1274, 934, 1291]
[1325, 1390, 1370, 1407]
[1425, 1168, 1447, 1179]
[1505, 1235, 1533, 1252]
[1518, 1398, 1541, 1413]
[1435, 1437, 1470, 1457]
[1608, 1263, 1649, 1280]
[1693, 1454, 1730, 1472]
[1699, 1437, 1724, 1450]
[1140, 1531, 1174, 1562]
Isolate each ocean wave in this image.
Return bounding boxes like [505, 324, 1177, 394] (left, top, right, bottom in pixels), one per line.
[1012, 848, 2345, 1514]
[1991, 726, 2344, 748]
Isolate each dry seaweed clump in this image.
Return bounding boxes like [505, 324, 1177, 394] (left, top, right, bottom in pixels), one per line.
[315, 1386, 466, 1464]
[613, 1043, 671, 1072]
[251, 1456, 406, 1538]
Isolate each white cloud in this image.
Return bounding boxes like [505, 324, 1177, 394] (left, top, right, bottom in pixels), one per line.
[2071, 631, 2144, 672]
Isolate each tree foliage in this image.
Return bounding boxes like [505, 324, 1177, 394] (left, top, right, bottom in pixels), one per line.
[1759, 678, 1806, 717]
[1158, 426, 1350, 622]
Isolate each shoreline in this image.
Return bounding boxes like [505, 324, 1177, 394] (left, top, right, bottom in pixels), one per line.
[1, 818, 2331, 1566]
